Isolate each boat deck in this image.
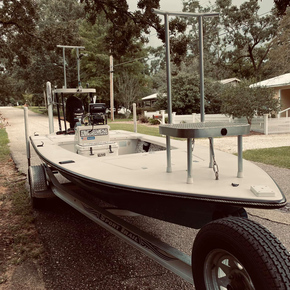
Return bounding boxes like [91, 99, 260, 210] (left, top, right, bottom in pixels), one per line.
[30, 130, 285, 206]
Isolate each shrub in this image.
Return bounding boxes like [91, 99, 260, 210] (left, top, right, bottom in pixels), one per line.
[149, 118, 160, 125]
[138, 115, 149, 123]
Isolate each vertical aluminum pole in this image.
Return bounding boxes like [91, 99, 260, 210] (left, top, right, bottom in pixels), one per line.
[46, 82, 54, 134]
[24, 107, 31, 167]
[164, 14, 172, 124]
[110, 55, 114, 121]
[77, 48, 81, 87]
[237, 135, 243, 178]
[209, 137, 213, 168]
[63, 47, 67, 88]
[187, 138, 193, 184]
[133, 103, 137, 133]
[198, 16, 205, 123]
[164, 13, 172, 173]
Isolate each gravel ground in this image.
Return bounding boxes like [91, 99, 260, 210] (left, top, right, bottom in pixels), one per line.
[196, 133, 290, 154]
[1, 107, 290, 290]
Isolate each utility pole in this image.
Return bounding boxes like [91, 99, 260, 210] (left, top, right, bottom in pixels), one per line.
[110, 54, 114, 121]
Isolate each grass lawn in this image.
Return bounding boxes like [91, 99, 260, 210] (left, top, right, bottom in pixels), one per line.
[0, 128, 43, 274]
[108, 122, 161, 137]
[0, 129, 10, 161]
[243, 146, 290, 169]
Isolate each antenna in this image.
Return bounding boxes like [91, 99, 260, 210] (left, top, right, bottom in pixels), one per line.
[57, 45, 85, 88]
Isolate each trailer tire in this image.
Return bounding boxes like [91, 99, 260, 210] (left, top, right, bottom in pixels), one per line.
[192, 217, 290, 290]
[28, 165, 51, 209]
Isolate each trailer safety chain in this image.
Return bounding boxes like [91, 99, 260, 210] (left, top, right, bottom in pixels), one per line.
[209, 138, 219, 180]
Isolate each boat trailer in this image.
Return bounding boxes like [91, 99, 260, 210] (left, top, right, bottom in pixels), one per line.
[24, 9, 290, 289]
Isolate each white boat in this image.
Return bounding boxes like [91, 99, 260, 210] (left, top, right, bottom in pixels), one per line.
[28, 103, 286, 228]
[25, 28, 290, 289]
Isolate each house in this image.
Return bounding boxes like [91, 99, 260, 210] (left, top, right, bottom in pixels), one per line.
[141, 93, 158, 107]
[250, 73, 290, 116]
[220, 78, 241, 86]
[142, 79, 240, 107]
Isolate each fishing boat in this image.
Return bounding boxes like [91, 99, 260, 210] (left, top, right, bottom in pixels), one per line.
[25, 11, 290, 290]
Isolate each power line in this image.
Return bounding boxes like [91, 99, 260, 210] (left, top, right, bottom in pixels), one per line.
[113, 56, 160, 67]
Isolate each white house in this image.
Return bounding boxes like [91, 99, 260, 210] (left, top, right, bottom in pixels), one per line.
[250, 73, 290, 116]
[142, 93, 158, 107]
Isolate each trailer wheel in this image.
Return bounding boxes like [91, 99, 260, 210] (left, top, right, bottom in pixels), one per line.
[28, 165, 52, 208]
[192, 217, 290, 290]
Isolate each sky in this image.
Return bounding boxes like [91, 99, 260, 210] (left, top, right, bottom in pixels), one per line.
[127, 0, 275, 47]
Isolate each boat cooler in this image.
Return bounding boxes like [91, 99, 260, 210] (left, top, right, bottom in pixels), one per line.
[74, 125, 118, 157]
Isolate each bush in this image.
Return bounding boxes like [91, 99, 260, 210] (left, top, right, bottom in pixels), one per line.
[138, 115, 149, 123]
[221, 79, 279, 125]
[149, 118, 160, 125]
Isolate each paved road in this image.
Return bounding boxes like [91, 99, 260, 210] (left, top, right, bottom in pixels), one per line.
[1, 107, 290, 290]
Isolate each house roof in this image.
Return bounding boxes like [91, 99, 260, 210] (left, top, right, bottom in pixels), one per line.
[250, 73, 290, 88]
[142, 93, 158, 101]
[220, 78, 241, 84]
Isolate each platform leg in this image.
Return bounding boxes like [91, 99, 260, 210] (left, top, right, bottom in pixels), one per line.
[237, 135, 243, 178]
[209, 137, 213, 168]
[166, 136, 172, 173]
[24, 107, 31, 167]
[187, 138, 193, 184]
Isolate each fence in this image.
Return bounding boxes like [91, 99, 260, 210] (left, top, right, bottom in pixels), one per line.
[144, 111, 290, 135]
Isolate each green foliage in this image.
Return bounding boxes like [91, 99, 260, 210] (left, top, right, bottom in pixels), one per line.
[220, 80, 280, 124]
[79, 18, 110, 101]
[0, 0, 86, 105]
[149, 118, 160, 125]
[274, 0, 290, 15]
[266, 7, 290, 76]
[215, 0, 279, 79]
[138, 115, 149, 123]
[0, 74, 25, 105]
[81, 0, 162, 60]
[154, 64, 223, 114]
[181, 0, 280, 80]
[0, 129, 10, 161]
[23, 94, 33, 106]
[79, 9, 152, 108]
[0, 0, 39, 67]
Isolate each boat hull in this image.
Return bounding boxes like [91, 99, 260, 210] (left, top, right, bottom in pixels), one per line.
[30, 131, 287, 229]
[57, 170, 247, 228]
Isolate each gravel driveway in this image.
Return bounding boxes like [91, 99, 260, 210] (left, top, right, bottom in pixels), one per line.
[1, 107, 290, 290]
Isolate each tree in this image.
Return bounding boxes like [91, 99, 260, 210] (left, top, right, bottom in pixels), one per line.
[81, 0, 161, 60]
[81, 0, 188, 66]
[0, 0, 41, 104]
[79, 14, 152, 108]
[220, 80, 279, 124]
[78, 18, 110, 101]
[154, 63, 223, 115]
[0, 0, 40, 65]
[182, 0, 224, 79]
[115, 71, 143, 111]
[0, 73, 25, 105]
[180, 0, 280, 80]
[216, 0, 279, 79]
[0, 0, 86, 105]
[274, 0, 290, 15]
[265, 7, 290, 76]
[114, 53, 152, 110]
[20, 0, 86, 92]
